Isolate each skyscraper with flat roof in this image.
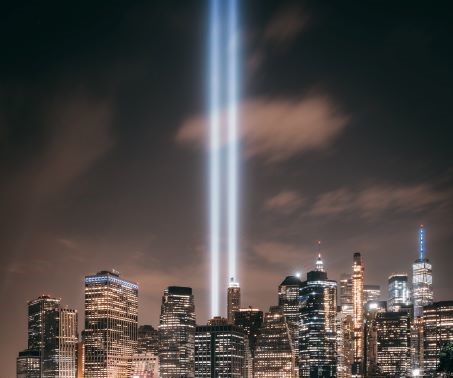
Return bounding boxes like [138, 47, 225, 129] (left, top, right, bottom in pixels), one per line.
[83, 270, 138, 378]
[388, 273, 411, 312]
[233, 307, 263, 357]
[352, 253, 364, 377]
[159, 286, 196, 378]
[227, 279, 241, 324]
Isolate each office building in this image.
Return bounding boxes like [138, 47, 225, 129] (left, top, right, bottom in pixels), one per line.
[388, 274, 410, 312]
[254, 306, 296, 378]
[233, 307, 263, 357]
[137, 325, 159, 355]
[83, 270, 138, 378]
[299, 255, 337, 378]
[364, 301, 387, 377]
[195, 317, 246, 377]
[375, 311, 411, 377]
[340, 274, 353, 317]
[227, 279, 241, 324]
[337, 310, 353, 378]
[352, 253, 365, 376]
[423, 301, 453, 375]
[363, 285, 381, 305]
[159, 286, 196, 378]
[131, 353, 159, 378]
[17, 350, 40, 378]
[412, 226, 433, 318]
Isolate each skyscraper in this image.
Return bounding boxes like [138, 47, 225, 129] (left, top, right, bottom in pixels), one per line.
[388, 274, 411, 312]
[254, 306, 296, 378]
[132, 325, 160, 378]
[195, 317, 246, 377]
[364, 301, 387, 377]
[299, 254, 337, 378]
[227, 279, 241, 324]
[159, 286, 196, 378]
[363, 285, 381, 305]
[412, 226, 433, 318]
[137, 325, 159, 355]
[422, 301, 453, 375]
[352, 252, 364, 377]
[17, 295, 78, 378]
[278, 274, 302, 374]
[83, 270, 138, 378]
[233, 307, 263, 357]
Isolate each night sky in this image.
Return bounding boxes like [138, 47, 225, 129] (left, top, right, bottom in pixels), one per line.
[1, 1, 452, 376]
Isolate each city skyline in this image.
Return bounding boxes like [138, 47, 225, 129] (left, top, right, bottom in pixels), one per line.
[1, 1, 453, 377]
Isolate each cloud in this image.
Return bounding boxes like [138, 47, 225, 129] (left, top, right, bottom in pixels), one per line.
[265, 190, 304, 214]
[264, 5, 307, 45]
[310, 183, 451, 218]
[252, 241, 302, 265]
[177, 95, 349, 162]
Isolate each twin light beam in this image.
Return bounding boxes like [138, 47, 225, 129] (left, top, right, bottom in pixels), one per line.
[209, 0, 240, 318]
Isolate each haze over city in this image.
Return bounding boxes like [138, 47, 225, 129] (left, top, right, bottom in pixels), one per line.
[1, 1, 452, 377]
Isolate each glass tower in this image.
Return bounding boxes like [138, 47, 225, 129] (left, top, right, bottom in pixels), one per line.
[227, 279, 241, 324]
[352, 252, 365, 377]
[159, 286, 196, 378]
[83, 270, 138, 378]
[412, 226, 433, 318]
[195, 317, 246, 378]
[388, 274, 411, 312]
[299, 255, 337, 378]
[254, 306, 296, 377]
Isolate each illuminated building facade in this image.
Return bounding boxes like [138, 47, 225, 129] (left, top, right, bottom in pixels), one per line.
[17, 350, 40, 378]
[227, 279, 241, 324]
[131, 353, 159, 378]
[375, 311, 411, 377]
[363, 301, 386, 377]
[388, 274, 411, 312]
[337, 311, 353, 378]
[17, 295, 78, 378]
[278, 275, 302, 373]
[363, 285, 381, 305]
[299, 255, 337, 378]
[233, 307, 263, 357]
[412, 226, 433, 318]
[195, 317, 246, 377]
[254, 306, 296, 378]
[340, 274, 353, 317]
[423, 301, 453, 375]
[137, 325, 159, 355]
[352, 253, 364, 376]
[159, 286, 196, 378]
[77, 342, 84, 378]
[83, 270, 138, 378]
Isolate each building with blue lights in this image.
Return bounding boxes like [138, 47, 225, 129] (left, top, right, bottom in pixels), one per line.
[82, 270, 138, 378]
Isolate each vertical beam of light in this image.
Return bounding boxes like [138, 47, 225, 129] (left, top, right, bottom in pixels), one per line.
[227, 0, 239, 285]
[209, 0, 221, 318]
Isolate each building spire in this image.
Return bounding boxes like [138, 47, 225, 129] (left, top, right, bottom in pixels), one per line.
[419, 225, 425, 260]
[316, 241, 324, 272]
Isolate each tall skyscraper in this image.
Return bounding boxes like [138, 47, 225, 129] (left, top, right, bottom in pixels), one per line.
[340, 274, 353, 317]
[412, 225, 433, 318]
[137, 325, 159, 355]
[375, 311, 411, 377]
[195, 317, 246, 377]
[17, 295, 78, 378]
[363, 285, 381, 305]
[352, 252, 364, 377]
[422, 301, 453, 375]
[227, 278, 241, 324]
[299, 254, 337, 378]
[159, 286, 196, 378]
[364, 301, 387, 377]
[388, 273, 411, 312]
[254, 306, 296, 378]
[233, 307, 263, 357]
[83, 270, 138, 378]
[278, 274, 302, 374]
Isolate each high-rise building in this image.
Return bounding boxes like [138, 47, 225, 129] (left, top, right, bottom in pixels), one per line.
[17, 350, 40, 378]
[17, 295, 78, 378]
[77, 342, 84, 378]
[352, 252, 365, 377]
[130, 353, 159, 378]
[340, 274, 353, 317]
[195, 317, 246, 377]
[412, 226, 433, 318]
[388, 274, 411, 312]
[254, 306, 296, 378]
[83, 270, 138, 378]
[233, 307, 263, 357]
[422, 301, 453, 375]
[299, 255, 337, 378]
[227, 279, 241, 324]
[364, 301, 387, 377]
[337, 310, 354, 378]
[375, 311, 411, 377]
[278, 274, 302, 374]
[138, 325, 159, 355]
[159, 286, 196, 378]
[363, 285, 381, 305]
